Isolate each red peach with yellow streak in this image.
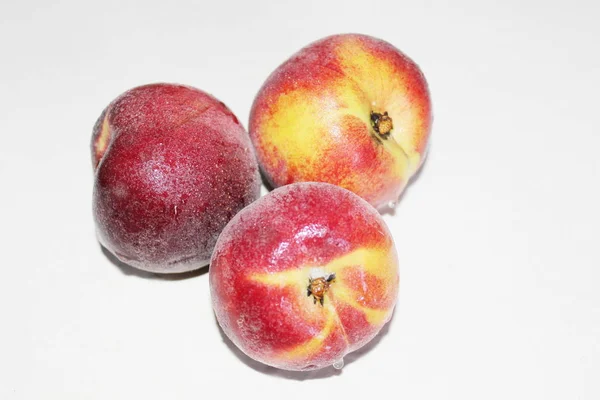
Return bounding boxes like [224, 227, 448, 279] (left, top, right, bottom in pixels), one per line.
[210, 182, 399, 371]
[249, 34, 432, 209]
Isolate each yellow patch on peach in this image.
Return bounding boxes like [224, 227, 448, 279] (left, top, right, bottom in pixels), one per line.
[259, 89, 330, 179]
[325, 247, 397, 281]
[335, 38, 425, 175]
[95, 113, 111, 164]
[247, 247, 395, 289]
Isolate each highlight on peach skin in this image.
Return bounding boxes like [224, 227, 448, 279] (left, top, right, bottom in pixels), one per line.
[249, 33, 432, 210]
[210, 182, 399, 371]
[91, 83, 260, 273]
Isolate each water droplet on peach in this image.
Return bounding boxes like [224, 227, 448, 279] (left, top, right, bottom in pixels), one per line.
[333, 358, 344, 370]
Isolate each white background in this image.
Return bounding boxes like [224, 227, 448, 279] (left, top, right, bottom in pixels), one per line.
[1, 0, 599, 398]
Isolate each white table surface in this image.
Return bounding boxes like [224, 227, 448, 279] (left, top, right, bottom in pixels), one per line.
[1, 0, 598, 398]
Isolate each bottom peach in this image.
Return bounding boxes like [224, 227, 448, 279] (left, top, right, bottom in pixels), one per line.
[210, 182, 399, 371]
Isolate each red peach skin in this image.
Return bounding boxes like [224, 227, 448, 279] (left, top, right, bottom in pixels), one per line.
[92, 83, 260, 273]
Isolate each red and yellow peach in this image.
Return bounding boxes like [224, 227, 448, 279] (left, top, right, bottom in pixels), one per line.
[249, 34, 432, 209]
[210, 182, 399, 371]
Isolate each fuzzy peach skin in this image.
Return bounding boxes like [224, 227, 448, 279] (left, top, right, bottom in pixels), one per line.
[91, 83, 260, 273]
[249, 33, 432, 209]
[210, 182, 399, 371]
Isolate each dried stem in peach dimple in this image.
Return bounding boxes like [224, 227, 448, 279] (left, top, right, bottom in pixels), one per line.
[307, 273, 336, 306]
[370, 111, 393, 140]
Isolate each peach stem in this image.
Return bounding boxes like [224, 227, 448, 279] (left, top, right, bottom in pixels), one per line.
[370, 111, 393, 141]
[307, 273, 336, 306]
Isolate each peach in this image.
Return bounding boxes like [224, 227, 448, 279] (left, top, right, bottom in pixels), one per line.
[92, 83, 260, 273]
[210, 182, 399, 371]
[249, 34, 432, 209]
